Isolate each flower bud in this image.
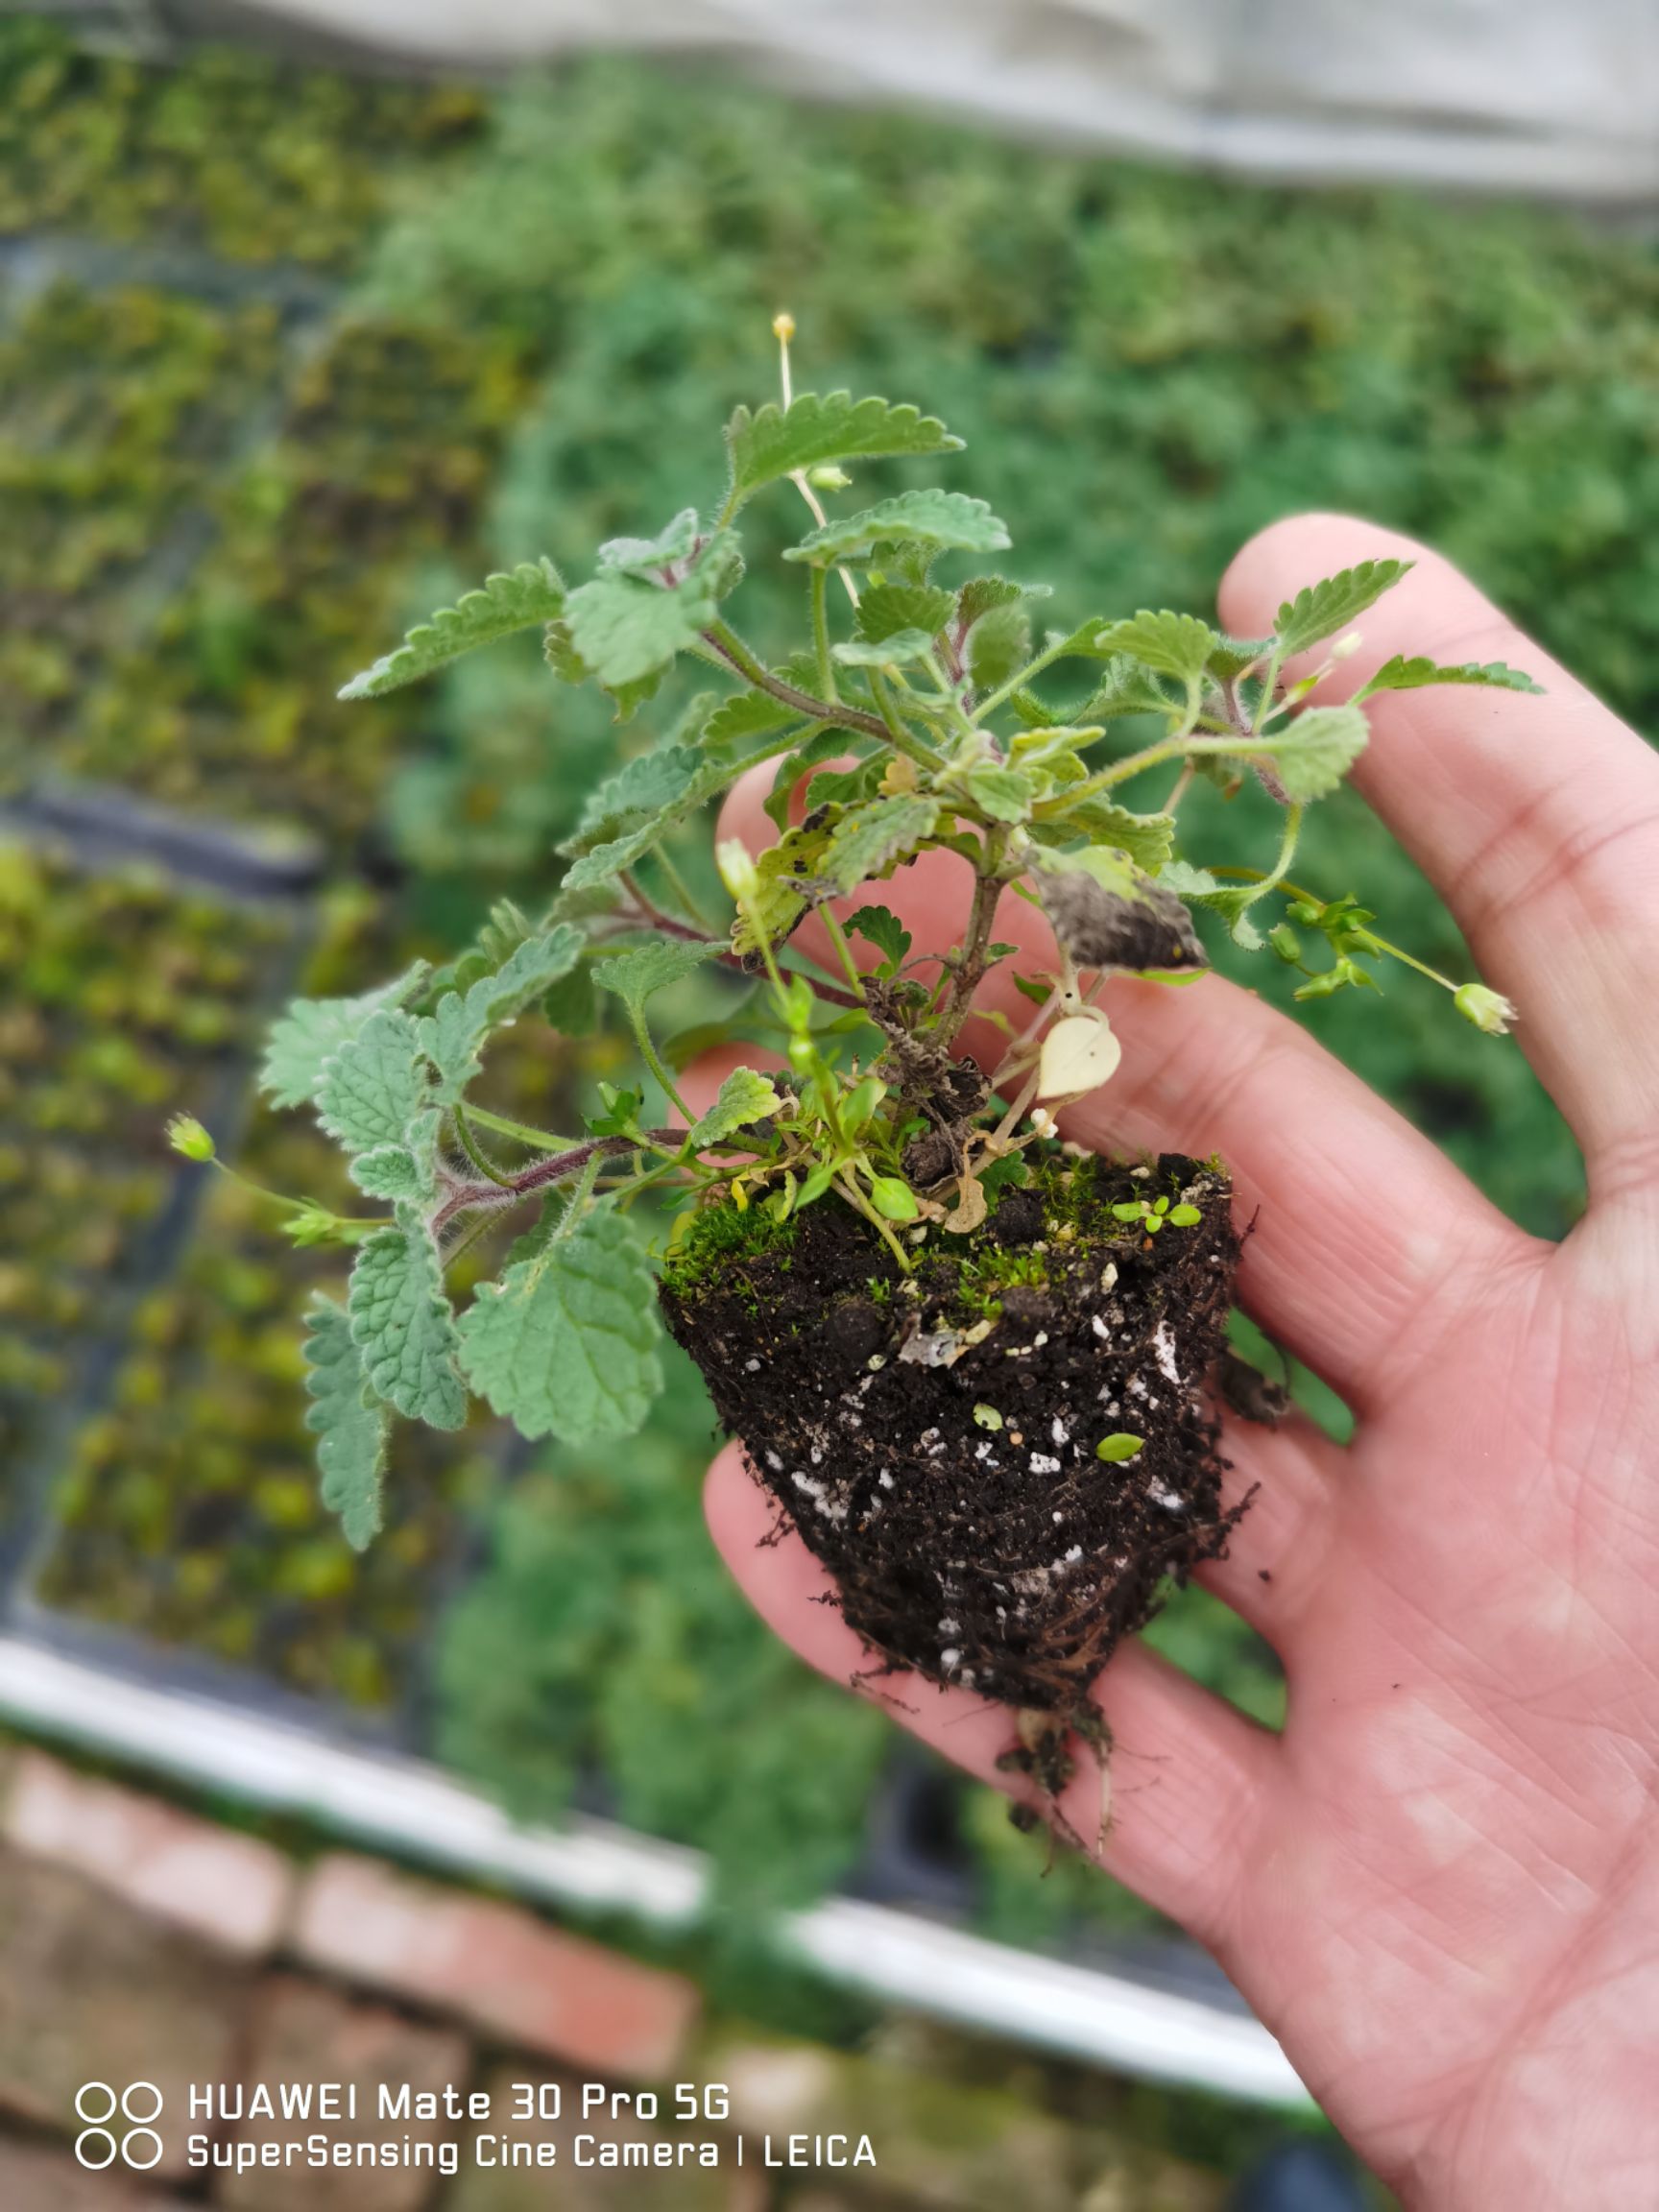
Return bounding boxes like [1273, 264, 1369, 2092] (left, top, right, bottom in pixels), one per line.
[165, 1113, 215, 1163]
[771, 311, 796, 343]
[805, 464, 852, 492]
[715, 838, 760, 902]
[1036, 1012, 1122, 1100]
[1330, 630, 1364, 661]
[1454, 981, 1519, 1037]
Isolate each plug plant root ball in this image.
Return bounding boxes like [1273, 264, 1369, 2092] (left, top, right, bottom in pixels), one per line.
[662, 1152, 1244, 1737]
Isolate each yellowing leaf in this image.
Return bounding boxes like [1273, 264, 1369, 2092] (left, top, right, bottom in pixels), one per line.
[1036, 1013, 1122, 1099]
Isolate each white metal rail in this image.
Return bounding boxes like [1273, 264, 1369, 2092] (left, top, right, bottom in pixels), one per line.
[0, 1634, 1307, 2105]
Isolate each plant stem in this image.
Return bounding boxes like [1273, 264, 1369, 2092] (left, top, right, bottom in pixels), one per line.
[464, 1104, 585, 1151]
[867, 670, 941, 768]
[704, 620, 886, 742]
[939, 830, 1009, 1049]
[650, 848, 718, 936]
[809, 566, 837, 704]
[628, 1009, 694, 1125]
[1214, 868, 1461, 991]
[818, 905, 870, 1001]
[453, 1106, 512, 1187]
[971, 635, 1072, 726]
[834, 1172, 915, 1275]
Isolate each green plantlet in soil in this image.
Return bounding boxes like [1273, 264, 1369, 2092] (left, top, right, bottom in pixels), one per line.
[229, 318, 1537, 1820]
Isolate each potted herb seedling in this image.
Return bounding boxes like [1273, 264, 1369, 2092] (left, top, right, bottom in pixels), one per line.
[174, 319, 1534, 1826]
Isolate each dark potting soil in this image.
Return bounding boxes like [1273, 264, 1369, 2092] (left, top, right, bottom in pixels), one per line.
[661, 1153, 1244, 1729]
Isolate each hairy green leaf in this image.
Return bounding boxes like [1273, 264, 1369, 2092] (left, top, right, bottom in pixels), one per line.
[845, 903, 911, 973]
[1079, 657, 1176, 722]
[784, 490, 1010, 568]
[699, 689, 800, 758]
[731, 817, 838, 959]
[1157, 861, 1222, 898]
[302, 1295, 388, 1551]
[856, 582, 953, 644]
[831, 628, 936, 668]
[565, 557, 725, 687]
[349, 1143, 425, 1201]
[687, 1068, 782, 1149]
[340, 560, 565, 700]
[803, 757, 883, 814]
[315, 1007, 429, 1154]
[542, 617, 587, 684]
[348, 1220, 467, 1429]
[1266, 703, 1370, 801]
[961, 764, 1035, 824]
[1096, 610, 1220, 686]
[592, 937, 724, 1015]
[565, 747, 702, 855]
[1274, 559, 1412, 658]
[418, 926, 582, 1100]
[1034, 799, 1176, 873]
[1357, 654, 1543, 699]
[1207, 635, 1272, 681]
[259, 966, 429, 1111]
[955, 575, 1047, 633]
[965, 599, 1032, 695]
[818, 794, 940, 894]
[726, 391, 962, 505]
[457, 1210, 662, 1443]
[596, 507, 700, 575]
[763, 728, 860, 829]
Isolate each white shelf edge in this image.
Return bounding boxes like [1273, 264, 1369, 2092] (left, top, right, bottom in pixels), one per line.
[0, 1633, 1309, 2105]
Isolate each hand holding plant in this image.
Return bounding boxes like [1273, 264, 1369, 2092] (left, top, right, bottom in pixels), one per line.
[198, 324, 1542, 1791]
[700, 515, 1659, 2209]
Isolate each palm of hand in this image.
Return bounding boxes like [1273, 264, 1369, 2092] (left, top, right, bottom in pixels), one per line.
[691, 515, 1659, 2206]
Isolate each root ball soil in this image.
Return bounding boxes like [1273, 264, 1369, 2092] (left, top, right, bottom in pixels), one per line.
[662, 1153, 1245, 1730]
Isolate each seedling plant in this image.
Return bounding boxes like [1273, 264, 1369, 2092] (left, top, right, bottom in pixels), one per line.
[174, 319, 1534, 1822]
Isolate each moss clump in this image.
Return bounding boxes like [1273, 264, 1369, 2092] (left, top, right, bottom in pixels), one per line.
[661, 1192, 799, 1299]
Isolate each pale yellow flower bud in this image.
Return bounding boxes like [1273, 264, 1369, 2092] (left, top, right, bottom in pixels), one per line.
[715, 838, 760, 902]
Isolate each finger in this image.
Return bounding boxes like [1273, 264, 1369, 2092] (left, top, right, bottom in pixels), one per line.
[1192, 1413, 1344, 1647]
[705, 1442, 1274, 1952]
[1220, 513, 1659, 1192]
[714, 769, 1530, 1409]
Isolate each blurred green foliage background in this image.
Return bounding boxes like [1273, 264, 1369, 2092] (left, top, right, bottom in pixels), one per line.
[3, 14, 1650, 2021]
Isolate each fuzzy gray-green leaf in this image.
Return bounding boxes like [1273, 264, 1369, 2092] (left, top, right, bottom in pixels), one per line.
[1266, 703, 1370, 802]
[856, 582, 953, 646]
[347, 1220, 467, 1430]
[315, 1007, 429, 1155]
[965, 600, 1031, 694]
[457, 1210, 662, 1443]
[686, 1068, 782, 1150]
[340, 560, 565, 700]
[565, 565, 719, 687]
[784, 490, 1010, 568]
[1096, 611, 1220, 686]
[418, 926, 583, 1100]
[302, 1295, 388, 1550]
[1274, 559, 1412, 659]
[818, 794, 940, 894]
[1357, 654, 1542, 700]
[259, 965, 429, 1111]
[726, 392, 963, 505]
[592, 936, 724, 1016]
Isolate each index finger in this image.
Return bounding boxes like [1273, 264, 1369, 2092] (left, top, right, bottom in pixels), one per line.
[1222, 515, 1659, 1197]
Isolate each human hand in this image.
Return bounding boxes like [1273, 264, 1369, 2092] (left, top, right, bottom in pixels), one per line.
[692, 515, 1659, 2208]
